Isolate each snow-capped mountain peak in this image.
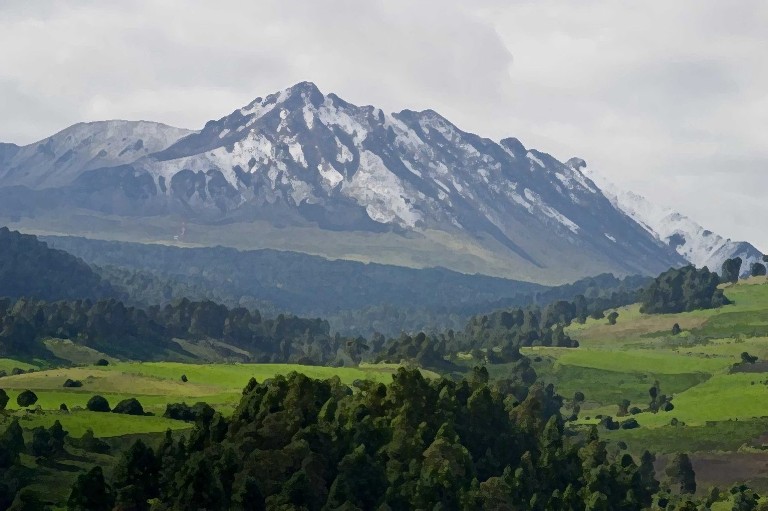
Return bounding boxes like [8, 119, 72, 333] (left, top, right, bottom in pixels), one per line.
[0, 81, 688, 283]
[580, 162, 763, 275]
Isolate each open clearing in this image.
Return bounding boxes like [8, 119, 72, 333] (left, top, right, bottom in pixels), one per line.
[0, 362, 427, 437]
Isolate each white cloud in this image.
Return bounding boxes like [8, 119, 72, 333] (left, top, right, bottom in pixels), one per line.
[0, 0, 766, 250]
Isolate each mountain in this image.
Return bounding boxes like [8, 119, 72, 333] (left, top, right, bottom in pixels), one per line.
[0, 82, 685, 283]
[0, 120, 194, 189]
[579, 161, 763, 276]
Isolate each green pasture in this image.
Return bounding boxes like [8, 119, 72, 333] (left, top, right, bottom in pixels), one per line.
[0, 361, 426, 437]
[529, 281, 768, 456]
[0, 358, 37, 373]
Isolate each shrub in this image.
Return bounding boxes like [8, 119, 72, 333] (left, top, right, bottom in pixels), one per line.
[16, 390, 38, 407]
[60, 403, 68, 412]
[621, 418, 640, 430]
[95, 359, 110, 366]
[721, 257, 742, 284]
[11, 368, 25, 376]
[86, 395, 111, 413]
[112, 398, 145, 416]
[163, 402, 215, 422]
[671, 323, 681, 335]
[599, 416, 620, 430]
[0, 389, 8, 411]
[63, 379, 83, 388]
[607, 311, 619, 325]
[181, 374, 188, 383]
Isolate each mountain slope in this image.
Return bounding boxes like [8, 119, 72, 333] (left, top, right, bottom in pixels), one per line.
[0, 120, 194, 189]
[579, 160, 763, 275]
[0, 227, 116, 301]
[0, 82, 685, 283]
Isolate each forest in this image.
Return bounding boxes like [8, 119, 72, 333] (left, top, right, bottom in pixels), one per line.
[0, 227, 762, 510]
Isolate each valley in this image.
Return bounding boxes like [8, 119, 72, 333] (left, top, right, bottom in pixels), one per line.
[3, 271, 768, 507]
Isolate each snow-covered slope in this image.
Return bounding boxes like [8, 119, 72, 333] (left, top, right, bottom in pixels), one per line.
[0, 121, 194, 189]
[579, 160, 763, 275]
[0, 82, 686, 282]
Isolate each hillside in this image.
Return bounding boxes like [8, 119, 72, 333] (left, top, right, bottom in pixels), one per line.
[514, 278, 768, 492]
[0, 82, 685, 283]
[43, 234, 651, 336]
[0, 227, 115, 301]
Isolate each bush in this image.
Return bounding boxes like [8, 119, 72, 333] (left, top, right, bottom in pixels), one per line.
[10, 368, 25, 376]
[63, 379, 83, 388]
[16, 389, 38, 407]
[0, 389, 8, 411]
[671, 323, 681, 335]
[95, 359, 109, 366]
[112, 398, 145, 416]
[60, 403, 68, 412]
[721, 257, 743, 284]
[163, 402, 215, 423]
[750, 263, 767, 277]
[86, 395, 111, 413]
[607, 311, 619, 325]
[621, 418, 640, 430]
[180, 374, 188, 383]
[599, 416, 620, 430]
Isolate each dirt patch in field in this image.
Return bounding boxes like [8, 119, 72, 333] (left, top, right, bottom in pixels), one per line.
[657, 452, 768, 492]
[0, 368, 222, 396]
[578, 315, 711, 344]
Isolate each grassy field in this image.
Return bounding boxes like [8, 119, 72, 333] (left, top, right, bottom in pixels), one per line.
[518, 279, 768, 491]
[0, 362, 430, 438]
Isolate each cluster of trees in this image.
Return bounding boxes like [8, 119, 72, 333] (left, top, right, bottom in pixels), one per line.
[68, 369, 662, 511]
[0, 418, 72, 507]
[0, 296, 357, 365]
[0, 419, 26, 509]
[640, 265, 730, 314]
[459, 288, 640, 353]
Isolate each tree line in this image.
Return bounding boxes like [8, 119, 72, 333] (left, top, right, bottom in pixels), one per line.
[66, 368, 662, 511]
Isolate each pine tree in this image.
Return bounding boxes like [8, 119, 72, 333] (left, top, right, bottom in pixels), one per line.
[68, 466, 114, 511]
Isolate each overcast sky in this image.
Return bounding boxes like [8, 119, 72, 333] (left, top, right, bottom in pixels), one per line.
[1, 1, 766, 249]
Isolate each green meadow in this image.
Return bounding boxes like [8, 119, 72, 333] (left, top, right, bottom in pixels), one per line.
[0, 362, 428, 438]
[520, 279, 768, 489]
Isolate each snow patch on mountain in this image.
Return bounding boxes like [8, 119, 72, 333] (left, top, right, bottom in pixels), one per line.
[342, 150, 421, 227]
[581, 162, 763, 274]
[0, 121, 194, 189]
